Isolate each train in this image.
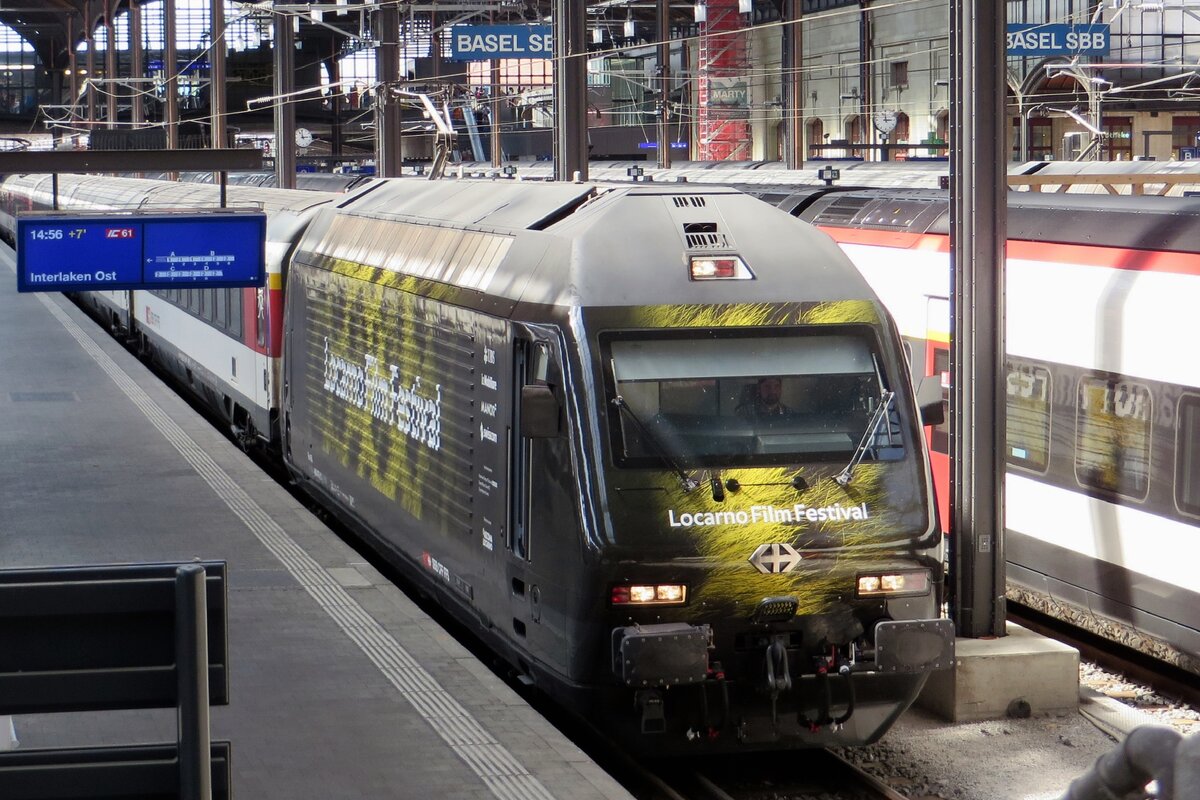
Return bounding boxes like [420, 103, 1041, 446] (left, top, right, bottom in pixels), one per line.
[0, 171, 954, 754]
[789, 186, 1200, 678]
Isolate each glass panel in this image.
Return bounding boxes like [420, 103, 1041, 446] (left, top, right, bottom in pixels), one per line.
[1178, 395, 1200, 516]
[930, 347, 950, 455]
[1005, 360, 1051, 471]
[1075, 376, 1151, 500]
[608, 332, 901, 466]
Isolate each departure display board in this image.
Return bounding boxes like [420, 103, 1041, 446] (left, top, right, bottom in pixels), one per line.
[17, 211, 266, 293]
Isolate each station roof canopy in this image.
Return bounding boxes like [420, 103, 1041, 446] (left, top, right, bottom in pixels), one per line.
[4, 0, 710, 73]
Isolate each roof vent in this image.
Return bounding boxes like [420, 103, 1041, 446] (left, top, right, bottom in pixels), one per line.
[673, 196, 707, 208]
[683, 221, 730, 249]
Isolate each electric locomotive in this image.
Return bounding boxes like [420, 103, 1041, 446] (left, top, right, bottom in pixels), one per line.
[279, 178, 952, 751]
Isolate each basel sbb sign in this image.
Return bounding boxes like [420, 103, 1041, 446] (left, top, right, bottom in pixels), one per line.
[1006, 23, 1109, 57]
[17, 211, 266, 293]
[449, 25, 552, 60]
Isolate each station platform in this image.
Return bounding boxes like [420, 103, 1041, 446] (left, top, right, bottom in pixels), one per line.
[0, 250, 633, 800]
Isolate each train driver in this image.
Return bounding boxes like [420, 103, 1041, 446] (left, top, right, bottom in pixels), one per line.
[738, 376, 791, 417]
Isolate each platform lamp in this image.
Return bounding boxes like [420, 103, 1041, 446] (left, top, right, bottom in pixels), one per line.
[623, 11, 635, 39]
[694, 1, 707, 23]
[739, 0, 752, 14]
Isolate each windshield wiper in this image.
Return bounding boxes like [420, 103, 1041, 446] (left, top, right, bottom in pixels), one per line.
[611, 395, 699, 492]
[834, 390, 896, 487]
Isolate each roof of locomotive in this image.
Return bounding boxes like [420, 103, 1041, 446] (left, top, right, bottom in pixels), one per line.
[294, 176, 881, 316]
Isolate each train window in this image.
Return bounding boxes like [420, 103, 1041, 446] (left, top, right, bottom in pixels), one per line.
[1074, 376, 1152, 501]
[187, 289, 199, 314]
[256, 288, 267, 348]
[605, 329, 900, 468]
[1005, 360, 1051, 472]
[228, 289, 243, 338]
[1177, 394, 1200, 517]
[215, 287, 227, 330]
[929, 347, 950, 455]
[201, 289, 213, 322]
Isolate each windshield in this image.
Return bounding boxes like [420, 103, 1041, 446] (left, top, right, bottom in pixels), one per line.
[606, 330, 905, 467]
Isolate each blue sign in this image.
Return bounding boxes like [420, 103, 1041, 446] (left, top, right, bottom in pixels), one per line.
[17, 212, 266, 293]
[1006, 24, 1109, 57]
[636, 141, 690, 149]
[449, 25, 552, 60]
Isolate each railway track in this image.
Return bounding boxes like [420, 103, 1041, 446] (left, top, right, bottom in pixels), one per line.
[618, 748, 910, 800]
[1009, 602, 1200, 711]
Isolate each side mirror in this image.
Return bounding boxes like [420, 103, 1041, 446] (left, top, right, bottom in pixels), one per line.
[916, 376, 946, 427]
[520, 385, 561, 438]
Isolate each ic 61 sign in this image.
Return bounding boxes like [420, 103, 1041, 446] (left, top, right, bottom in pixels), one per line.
[449, 25, 552, 60]
[17, 210, 266, 293]
[1006, 24, 1109, 57]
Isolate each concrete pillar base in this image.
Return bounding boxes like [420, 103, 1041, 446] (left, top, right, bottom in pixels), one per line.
[917, 622, 1079, 722]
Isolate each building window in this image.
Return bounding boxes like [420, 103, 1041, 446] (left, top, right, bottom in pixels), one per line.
[0, 23, 42, 117]
[890, 61, 908, 88]
[1178, 394, 1200, 516]
[1172, 116, 1200, 158]
[847, 114, 864, 158]
[806, 117, 824, 158]
[1005, 360, 1052, 472]
[1028, 117, 1052, 160]
[1102, 117, 1133, 161]
[1075, 375, 1151, 500]
[888, 112, 910, 159]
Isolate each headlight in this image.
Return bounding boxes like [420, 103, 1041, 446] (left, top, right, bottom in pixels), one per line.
[611, 584, 688, 605]
[856, 570, 931, 598]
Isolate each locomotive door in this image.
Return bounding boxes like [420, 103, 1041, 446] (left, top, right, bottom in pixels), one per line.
[506, 336, 571, 674]
[925, 296, 951, 531]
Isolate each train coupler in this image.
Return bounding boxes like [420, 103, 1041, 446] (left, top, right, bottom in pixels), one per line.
[636, 689, 665, 734]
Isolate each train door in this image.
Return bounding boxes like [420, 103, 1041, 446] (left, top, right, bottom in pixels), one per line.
[925, 297, 951, 530]
[251, 285, 271, 421]
[507, 336, 571, 676]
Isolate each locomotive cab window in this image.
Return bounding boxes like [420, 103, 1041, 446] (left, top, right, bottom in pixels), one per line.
[604, 329, 903, 468]
[1074, 375, 1152, 501]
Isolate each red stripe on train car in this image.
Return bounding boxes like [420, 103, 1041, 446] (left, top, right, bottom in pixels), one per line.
[818, 226, 1200, 276]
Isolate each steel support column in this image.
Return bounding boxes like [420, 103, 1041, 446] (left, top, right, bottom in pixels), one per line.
[554, 0, 588, 181]
[782, 0, 803, 168]
[949, 0, 1007, 638]
[86, 1, 96, 126]
[130, 1, 144, 126]
[491, 59, 503, 167]
[656, 0, 671, 169]
[327, 49, 343, 157]
[374, 4, 403, 176]
[209, 0, 226, 148]
[272, 8, 296, 188]
[105, 4, 117, 129]
[68, 15, 78, 114]
[165, 0, 179, 148]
